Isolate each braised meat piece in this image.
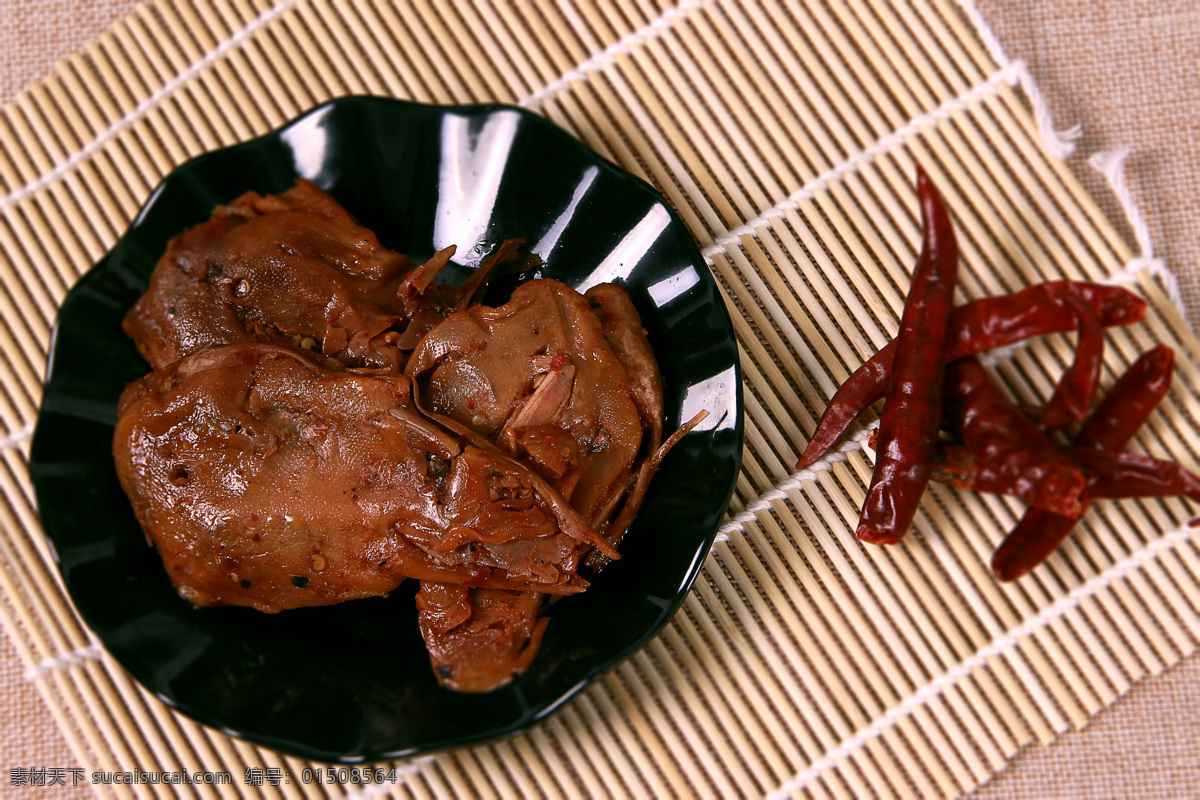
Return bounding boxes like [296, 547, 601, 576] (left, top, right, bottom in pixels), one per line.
[114, 181, 679, 693]
[584, 283, 664, 456]
[394, 238, 526, 346]
[406, 279, 648, 530]
[123, 179, 414, 371]
[406, 279, 671, 690]
[114, 343, 598, 613]
[416, 582, 548, 693]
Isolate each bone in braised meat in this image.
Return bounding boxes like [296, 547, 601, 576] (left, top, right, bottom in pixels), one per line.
[114, 343, 595, 613]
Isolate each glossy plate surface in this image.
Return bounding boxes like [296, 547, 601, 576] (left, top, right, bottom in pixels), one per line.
[30, 97, 743, 762]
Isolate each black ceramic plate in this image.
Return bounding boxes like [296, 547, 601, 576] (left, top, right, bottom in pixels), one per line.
[30, 97, 743, 762]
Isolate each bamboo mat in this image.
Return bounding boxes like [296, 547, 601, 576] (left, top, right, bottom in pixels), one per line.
[2, 1, 1199, 797]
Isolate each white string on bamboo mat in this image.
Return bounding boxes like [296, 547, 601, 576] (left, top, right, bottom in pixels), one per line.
[764, 520, 1200, 800]
[22, 641, 103, 681]
[700, 60, 1024, 262]
[339, 757, 435, 799]
[0, 0, 296, 209]
[1091, 148, 1186, 317]
[520, 0, 703, 109]
[713, 423, 878, 545]
[694, 62, 1171, 311]
[0, 0, 699, 209]
[953, 0, 1080, 159]
[0, 423, 32, 450]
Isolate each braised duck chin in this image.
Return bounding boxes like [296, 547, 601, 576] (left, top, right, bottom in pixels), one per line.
[115, 179, 682, 692]
[114, 343, 594, 613]
[123, 179, 414, 372]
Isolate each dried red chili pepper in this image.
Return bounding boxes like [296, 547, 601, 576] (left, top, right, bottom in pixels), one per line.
[1041, 290, 1105, 430]
[931, 444, 1010, 493]
[943, 356, 1084, 516]
[856, 166, 957, 545]
[1065, 446, 1200, 503]
[991, 345, 1175, 581]
[1074, 344, 1175, 451]
[798, 357, 890, 471]
[932, 444, 1200, 506]
[797, 282, 1145, 470]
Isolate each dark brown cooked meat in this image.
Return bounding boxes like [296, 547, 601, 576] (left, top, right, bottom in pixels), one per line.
[114, 181, 675, 693]
[406, 279, 667, 690]
[416, 582, 548, 693]
[123, 179, 414, 371]
[406, 279, 647, 530]
[114, 343, 595, 613]
[585, 283, 664, 455]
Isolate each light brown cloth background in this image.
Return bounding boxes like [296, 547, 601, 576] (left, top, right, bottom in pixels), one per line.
[1, 1, 1197, 797]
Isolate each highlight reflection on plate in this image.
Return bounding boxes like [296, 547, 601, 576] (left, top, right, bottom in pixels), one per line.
[30, 97, 743, 762]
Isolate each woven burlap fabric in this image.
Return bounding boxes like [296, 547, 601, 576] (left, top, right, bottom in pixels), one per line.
[1, 1, 1198, 798]
[0, 1, 143, 102]
[971, 650, 1200, 799]
[0, 631, 79, 798]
